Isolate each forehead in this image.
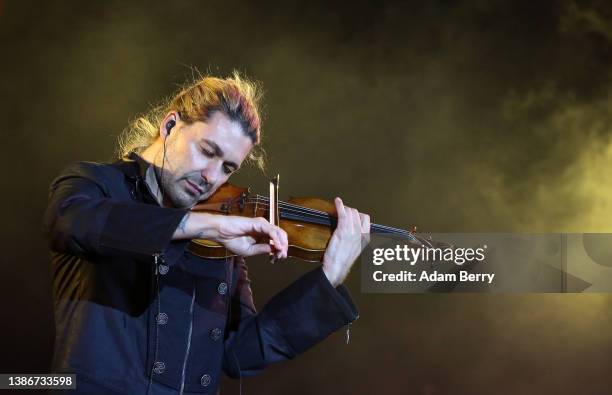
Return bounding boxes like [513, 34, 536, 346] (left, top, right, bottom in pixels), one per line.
[190, 112, 253, 162]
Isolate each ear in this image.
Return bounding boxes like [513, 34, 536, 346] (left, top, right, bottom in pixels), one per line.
[159, 111, 180, 140]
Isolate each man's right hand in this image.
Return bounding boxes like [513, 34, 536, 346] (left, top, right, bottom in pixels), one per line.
[172, 212, 288, 259]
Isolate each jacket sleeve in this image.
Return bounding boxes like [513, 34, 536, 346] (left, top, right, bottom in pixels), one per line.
[222, 258, 359, 378]
[42, 162, 188, 259]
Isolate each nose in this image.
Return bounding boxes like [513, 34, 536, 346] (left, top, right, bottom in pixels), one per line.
[200, 162, 219, 187]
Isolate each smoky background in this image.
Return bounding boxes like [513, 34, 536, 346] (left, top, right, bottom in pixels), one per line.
[1, 0, 611, 393]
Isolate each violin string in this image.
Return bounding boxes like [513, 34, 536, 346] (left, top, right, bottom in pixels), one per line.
[247, 198, 423, 243]
[249, 198, 331, 219]
[247, 196, 412, 235]
[248, 195, 355, 222]
[263, 195, 430, 246]
[248, 195, 411, 234]
[250, 195, 328, 216]
[242, 197, 325, 222]
[242, 195, 417, 239]
[246, 197, 346, 225]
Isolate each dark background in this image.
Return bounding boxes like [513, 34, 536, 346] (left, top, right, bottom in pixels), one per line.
[2, 0, 612, 394]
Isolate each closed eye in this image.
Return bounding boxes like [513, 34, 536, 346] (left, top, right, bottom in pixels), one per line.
[201, 147, 214, 158]
[200, 141, 239, 175]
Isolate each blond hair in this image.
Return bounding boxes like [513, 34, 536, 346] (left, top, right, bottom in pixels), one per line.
[117, 71, 266, 170]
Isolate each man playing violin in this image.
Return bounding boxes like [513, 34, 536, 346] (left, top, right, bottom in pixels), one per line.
[43, 73, 369, 394]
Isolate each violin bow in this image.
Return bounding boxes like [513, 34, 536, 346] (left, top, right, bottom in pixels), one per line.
[269, 174, 280, 263]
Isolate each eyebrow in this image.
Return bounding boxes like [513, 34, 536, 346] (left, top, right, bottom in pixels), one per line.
[203, 139, 239, 170]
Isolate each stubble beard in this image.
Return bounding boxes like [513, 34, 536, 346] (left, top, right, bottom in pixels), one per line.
[160, 170, 213, 209]
[155, 152, 196, 209]
[155, 144, 211, 209]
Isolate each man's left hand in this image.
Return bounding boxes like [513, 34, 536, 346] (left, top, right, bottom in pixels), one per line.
[322, 197, 370, 287]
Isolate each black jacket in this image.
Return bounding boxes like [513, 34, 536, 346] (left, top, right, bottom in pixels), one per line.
[42, 153, 359, 394]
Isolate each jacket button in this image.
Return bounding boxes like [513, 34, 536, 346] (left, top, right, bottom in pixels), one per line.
[217, 282, 228, 295]
[158, 264, 169, 275]
[210, 327, 223, 341]
[153, 361, 165, 374]
[200, 373, 211, 387]
[156, 312, 168, 325]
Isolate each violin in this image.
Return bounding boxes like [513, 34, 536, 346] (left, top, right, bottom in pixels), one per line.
[186, 175, 440, 262]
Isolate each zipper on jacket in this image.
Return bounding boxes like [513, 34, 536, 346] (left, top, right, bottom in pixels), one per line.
[178, 282, 196, 395]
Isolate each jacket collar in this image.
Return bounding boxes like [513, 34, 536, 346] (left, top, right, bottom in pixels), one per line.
[126, 151, 150, 178]
[116, 152, 164, 206]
